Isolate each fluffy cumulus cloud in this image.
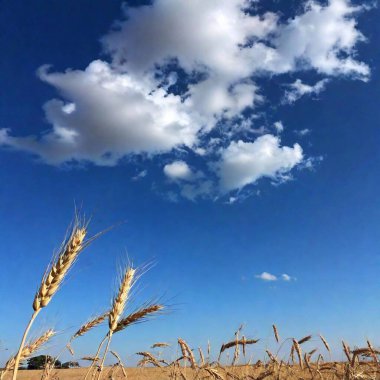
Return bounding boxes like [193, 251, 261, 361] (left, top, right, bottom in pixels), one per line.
[164, 161, 194, 181]
[0, 0, 371, 200]
[217, 135, 303, 192]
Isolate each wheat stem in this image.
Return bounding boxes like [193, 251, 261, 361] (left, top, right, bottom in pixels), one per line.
[11, 309, 39, 380]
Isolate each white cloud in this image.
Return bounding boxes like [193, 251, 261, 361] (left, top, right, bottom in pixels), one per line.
[271, 0, 369, 77]
[255, 272, 277, 281]
[164, 161, 194, 181]
[217, 135, 303, 192]
[274, 121, 284, 133]
[132, 169, 147, 181]
[0, 0, 371, 200]
[281, 274, 291, 281]
[295, 128, 312, 137]
[284, 79, 329, 104]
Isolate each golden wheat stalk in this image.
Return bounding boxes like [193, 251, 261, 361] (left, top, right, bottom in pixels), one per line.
[266, 350, 278, 364]
[178, 339, 196, 369]
[109, 267, 135, 332]
[198, 347, 205, 367]
[289, 344, 295, 363]
[1, 329, 55, 380]
[110, 350, 127, 378]
[292, 339, 303, 369]
[366, 340, 379, 364]
[12, 219, 88, 380]
[342, 341, 351, 363]
[96, 266, 135, 380]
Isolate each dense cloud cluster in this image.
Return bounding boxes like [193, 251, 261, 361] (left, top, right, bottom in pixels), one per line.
[0, 0, 370, 200]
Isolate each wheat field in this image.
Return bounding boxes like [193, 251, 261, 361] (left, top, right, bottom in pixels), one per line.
[1, 216, 379, 380]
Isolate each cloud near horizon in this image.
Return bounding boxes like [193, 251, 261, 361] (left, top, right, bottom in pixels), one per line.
[255, 272, 295, 281]
[0, 0, 370, 200]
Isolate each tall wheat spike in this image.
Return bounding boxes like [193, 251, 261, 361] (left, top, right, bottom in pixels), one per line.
[178, 339, 196, 369]
[199, 347, 205, 366]
[342, 341, 351, 363]
[96, 266, 135, 380]
[292, 339, 303, 369]
[12, 219, 88, 380]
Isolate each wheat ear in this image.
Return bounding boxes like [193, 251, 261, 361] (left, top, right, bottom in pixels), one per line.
[114, 304, 163, 333]
[12, 221, 87, 380]
[72, 312, 109, 340]
[272, 325, 280, 343]
[1, 329, 55, 380]
[96, 266, 135, 380]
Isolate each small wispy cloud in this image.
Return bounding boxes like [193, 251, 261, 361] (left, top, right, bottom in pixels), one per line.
[295, 129, 311, 137]
[255, 272, 277, 281]
[255, 272, 296, 282]
[132, 169, 147, 181]
[281, 273, 296, 281]
[283, 79, 330, 104]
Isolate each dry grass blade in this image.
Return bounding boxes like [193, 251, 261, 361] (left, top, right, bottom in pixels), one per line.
[114, 304, 163, 333]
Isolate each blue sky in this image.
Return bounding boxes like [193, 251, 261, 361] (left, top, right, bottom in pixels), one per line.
[0, 0, 380, 365]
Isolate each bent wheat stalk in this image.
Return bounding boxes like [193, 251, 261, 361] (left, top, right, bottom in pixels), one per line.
[12, 221, 87, 380]
[49, 311, 109, 378]
[1, 329, 55, 380]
